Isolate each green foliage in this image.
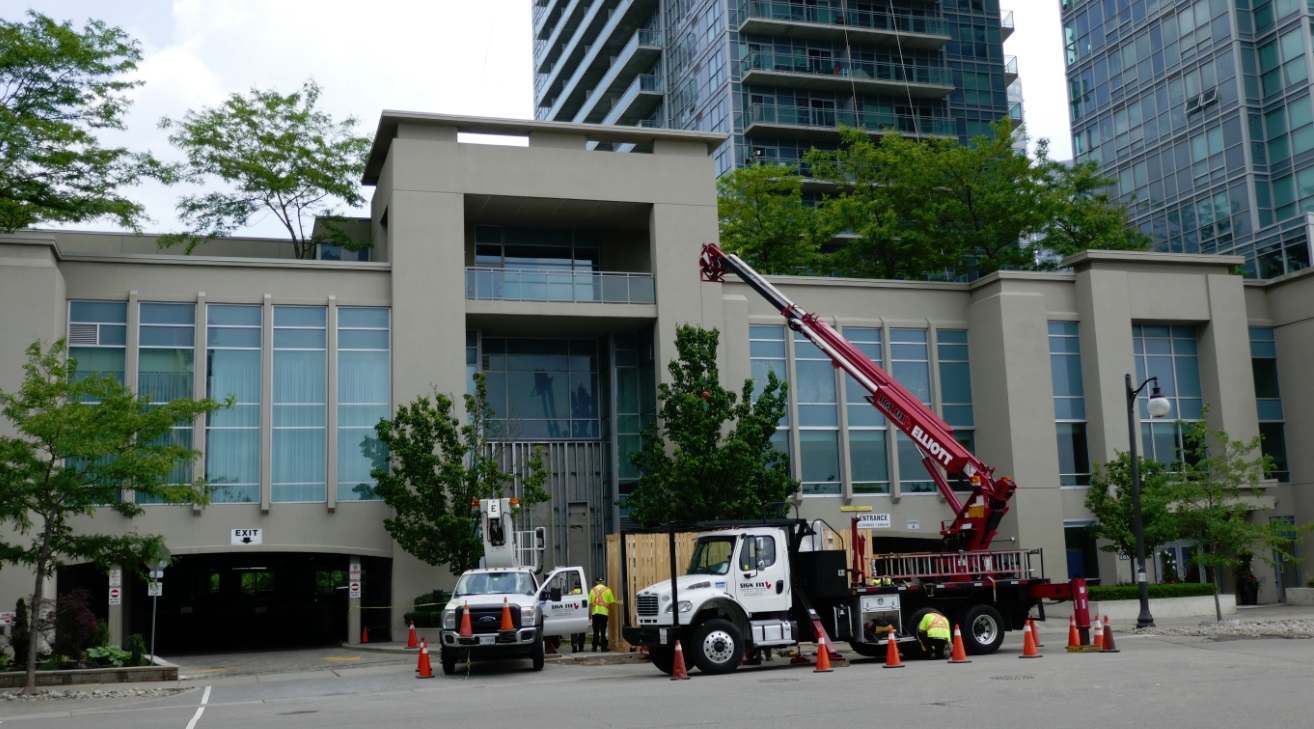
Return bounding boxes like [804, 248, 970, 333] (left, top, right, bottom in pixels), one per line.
[717, 163, 823, 275]
[159, 80, 372, 258]
[1084, 453, 1178, 559]
[1088, 582, 1217, 601]
[127, 634, 147, 667]
[404, 610, 442, 628]
[0, 11, 160, 232]
[1168, 414, 1308, 619]
[625, 326, 797, 524]
[9, 598, 30, 667]
[371, 373, 550, 574]
[86, 644, 131, 668]
[1034, 154, 1152, 261]
[0, 339, 225, 691]
[90, 618, 110, 650]
[1306, 576, 1314, 588]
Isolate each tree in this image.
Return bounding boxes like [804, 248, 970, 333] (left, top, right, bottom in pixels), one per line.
[717, 162, 823, 275]
[1035, 154, 1150, 263]
[625, 325, 796, 524]
[0, 340, 224, 693]
[1168, 416, 1307, 621]
[159, 81, 372, 258]
[0, 12, 156, 232]
[371, 373, 549, 576]
[1084, 452, 1178, 562]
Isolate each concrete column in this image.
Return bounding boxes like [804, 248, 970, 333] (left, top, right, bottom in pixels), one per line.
[347, 556, 361, 644]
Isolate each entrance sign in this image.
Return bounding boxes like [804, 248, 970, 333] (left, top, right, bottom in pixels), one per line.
[856, 514, 891, 529]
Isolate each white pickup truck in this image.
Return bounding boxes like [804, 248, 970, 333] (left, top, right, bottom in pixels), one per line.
[438, 565, 589, 674]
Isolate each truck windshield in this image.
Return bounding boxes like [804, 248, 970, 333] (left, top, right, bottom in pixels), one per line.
[687, 537, 735, 575]
[453, 572, 537, 597]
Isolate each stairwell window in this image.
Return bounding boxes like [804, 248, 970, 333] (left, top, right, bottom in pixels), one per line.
[136, 303, 197, 504]
[272, 306, 327, 503]
[205, 305, 262, 504]
[1049, 322, 1091, 486]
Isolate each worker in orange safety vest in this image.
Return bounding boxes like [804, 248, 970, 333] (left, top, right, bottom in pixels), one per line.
[589, 577, 615, 652]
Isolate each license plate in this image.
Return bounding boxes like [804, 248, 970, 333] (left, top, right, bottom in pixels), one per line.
[479, 635, 495, 645]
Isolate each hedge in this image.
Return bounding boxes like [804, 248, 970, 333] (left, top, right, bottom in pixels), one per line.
[1089, 583, 1217, 601]
[404, 610, 442, 628]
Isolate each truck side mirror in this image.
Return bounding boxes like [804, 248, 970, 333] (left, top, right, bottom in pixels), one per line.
[432, 588, 445, 605]
[548, 587, 562, 602]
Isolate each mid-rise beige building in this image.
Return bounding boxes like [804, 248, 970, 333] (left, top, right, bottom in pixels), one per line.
[1, 114, 1310, 652]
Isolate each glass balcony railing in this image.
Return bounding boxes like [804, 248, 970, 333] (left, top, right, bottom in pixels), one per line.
[1009, 102, 1023, 122]
[738, 51, 953, 87]
[747, 102, 956, 137]
[1004, 55, 1018, 77]
[739, 1, 949, 37]
[601, 73, 663, 126]
[465, 268, 656, 305]
[1001, 10, 1014, 32]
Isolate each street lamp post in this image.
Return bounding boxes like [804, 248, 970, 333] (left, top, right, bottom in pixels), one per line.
[1125, 374, 1172, 629]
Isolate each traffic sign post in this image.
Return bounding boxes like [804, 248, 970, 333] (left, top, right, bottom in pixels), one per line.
[148, 546, 170, 665]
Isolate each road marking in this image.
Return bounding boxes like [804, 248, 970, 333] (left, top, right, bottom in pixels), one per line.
[321, 656, 362, 662]
[184, 685, 211, 729]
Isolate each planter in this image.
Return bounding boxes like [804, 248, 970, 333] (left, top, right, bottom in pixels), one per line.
[0, 663, 177, 688]
[1090, 593, 1237, 622]
[1287, 587, 1314, 606]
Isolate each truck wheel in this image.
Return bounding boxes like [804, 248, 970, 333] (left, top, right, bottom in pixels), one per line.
[531, 631, 546, 671]
[848, 641, 884, 658]
[958, 604, 1006, 655]
[441, 649, 457, 675]
[648, 646, 675, 674]
[690, 619, 743, 674]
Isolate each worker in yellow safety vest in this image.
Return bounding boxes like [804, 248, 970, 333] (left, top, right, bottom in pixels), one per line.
[917, 610, 952, 659]
[589, 577, 615, 652]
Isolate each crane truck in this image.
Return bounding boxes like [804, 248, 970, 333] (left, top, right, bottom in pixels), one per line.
[437, 497, 589, 674]
[620, 244, 1087, 675]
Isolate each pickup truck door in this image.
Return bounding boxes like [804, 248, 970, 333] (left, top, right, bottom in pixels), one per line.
[538, 566, 589, 637]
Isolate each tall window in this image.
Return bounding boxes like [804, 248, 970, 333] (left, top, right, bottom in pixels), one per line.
[795, 330, 840, 495]
[337, 308, 390, 501]
[273, 306, 327, 502]
[937, 330, 975, 453]
[67, 301, 127, 389]
[1050, 322, 1091, 486]
[1132, 325, 1202, 466]
[480, 338, 600, 439]
[137, 303, 197, 504]
[751, 325, 791, 471]
[891, 329, 933, 493]
[843, 327, 887, 494]
[205, 305, 262, 504]
[1250, 326, 1289, 481]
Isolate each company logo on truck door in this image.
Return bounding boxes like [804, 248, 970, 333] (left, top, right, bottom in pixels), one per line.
[911, 424, 954, 467]
[738, 579, 773, 595]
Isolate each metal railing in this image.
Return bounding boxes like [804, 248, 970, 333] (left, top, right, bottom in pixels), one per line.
[747, 102, 956, 137]
[738, 1, 949, 37]
[465, 268, 655, 305]
[737, 51, 953, 87]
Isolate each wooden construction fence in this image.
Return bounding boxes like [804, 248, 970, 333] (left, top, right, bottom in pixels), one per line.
[602, 527, 871, 651]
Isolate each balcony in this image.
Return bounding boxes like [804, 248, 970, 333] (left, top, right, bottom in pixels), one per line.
[551, 25, 661, 122]
[737, 1, 951, 51]
[744, 102, 956, 141]
[538, 0, 654, 114]
[1004, 55, 1018, 84]
[466, 268, 656, 305]
[573, 30, 664, 124]
[1008, 102, 1023, 128]
[1001, 10, 1014, 41]
[599, 73, 664, 126]
[738, 51, 954, 98]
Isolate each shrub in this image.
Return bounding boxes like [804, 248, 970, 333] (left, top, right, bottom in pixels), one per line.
[10, 598, 30, 667]
[86, 645, 132, 668]
[128, 634, 148, 667]
[404, 610, 442, 628]
[1306, 576, 1314, 589]
[53, 588, 100, 659]
[91, 619, 111, 650]
[1089, 582, 1218, 601]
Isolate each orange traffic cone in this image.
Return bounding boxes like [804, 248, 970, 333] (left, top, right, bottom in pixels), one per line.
[1066, 615, 1081, 652]
[814, 635, 834, 672]
[416, 638, 433, 679]
[882, 634, 904, 668]
[948, 625, 972, 664]
[1100, 616, 1120, 653]
[406, 620, 418, 649]
[670, 640, 689, 680]
[459, 602, 473, 639]
[362, 626, 369, 644]
[500, 597, 514, 631]
[1092, 618, 1104, 650]
[1029, 618, 1044, 648]
[1019, 623, 1042, 659]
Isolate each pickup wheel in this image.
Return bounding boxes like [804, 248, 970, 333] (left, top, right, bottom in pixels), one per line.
[690, 619, 743, 674]
[441, 649, 457, 675]
[531, 630, 546, 671]
[648, 646, 675, 675]
[959, 604, 1006, 655]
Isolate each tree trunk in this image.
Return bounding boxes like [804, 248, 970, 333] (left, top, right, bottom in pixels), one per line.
[1212, 575, 1223, 622]
[23, 552, 48, 695]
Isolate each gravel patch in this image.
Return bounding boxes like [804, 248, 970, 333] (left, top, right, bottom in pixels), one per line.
[1136, 618, 1314, 640]
[0, 687, 191, 702]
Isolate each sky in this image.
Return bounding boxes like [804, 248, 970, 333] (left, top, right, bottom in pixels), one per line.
[24, 0, 1072, 238]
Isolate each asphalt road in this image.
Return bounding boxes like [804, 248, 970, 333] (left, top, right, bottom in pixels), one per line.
[1, 629, 1311, 729]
